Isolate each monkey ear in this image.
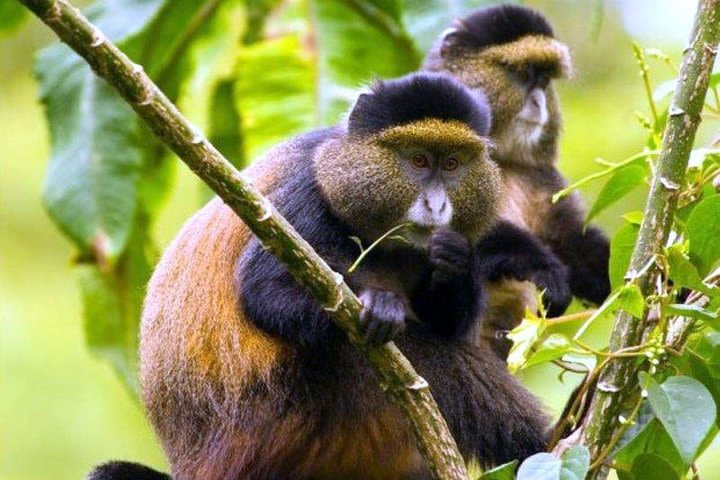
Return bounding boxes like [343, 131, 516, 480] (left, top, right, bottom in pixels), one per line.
[439, 27, 461, 58]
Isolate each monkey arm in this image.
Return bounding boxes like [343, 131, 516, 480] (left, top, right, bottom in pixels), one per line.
[544, 196, 611, 305]
[476, 221, 571, 317]
[236, 238, 343, 348]
[412, 228, 484, 338]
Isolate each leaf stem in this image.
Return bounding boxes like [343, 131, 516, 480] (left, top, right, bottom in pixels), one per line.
[347, 223, 411, 273]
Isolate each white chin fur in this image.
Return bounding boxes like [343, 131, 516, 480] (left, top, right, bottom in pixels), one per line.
[494, 119, 545, 165]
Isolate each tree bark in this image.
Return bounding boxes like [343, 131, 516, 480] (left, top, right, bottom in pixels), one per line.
[581, 1, 720, 477]
[15, 0, 469, 478]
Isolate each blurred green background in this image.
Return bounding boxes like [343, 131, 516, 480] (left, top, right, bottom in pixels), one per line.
[1, 1, 718, 479]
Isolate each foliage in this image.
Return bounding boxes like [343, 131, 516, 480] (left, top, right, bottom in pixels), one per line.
[513, 40, 720, 479]
[21, 0, 720, 478]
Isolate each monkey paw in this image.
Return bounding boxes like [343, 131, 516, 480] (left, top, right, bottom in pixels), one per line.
[358, 289, 408, 345]
[533, 267, 572, 318]
[430, 227, 471, 283]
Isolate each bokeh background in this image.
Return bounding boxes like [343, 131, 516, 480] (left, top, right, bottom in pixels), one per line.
[1, 0, 718, 479]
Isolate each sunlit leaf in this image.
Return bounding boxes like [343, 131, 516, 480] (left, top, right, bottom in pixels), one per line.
[79, 218, 154, 396]
[575, 284, 644, 339]
[586, 165, 646, 224]
[311, 0, 421, 122]
[609, 222, 639, 290]
[481, 460, 517, 480]
[236, 35, 316, 160]
[524, 333, 572, 369]
[665, 304, 719, 329]
[507, 309, 546, 373]
[641, 373, 716, 464]
[666, 244, 720, 297]
[686, 195, 720, 276]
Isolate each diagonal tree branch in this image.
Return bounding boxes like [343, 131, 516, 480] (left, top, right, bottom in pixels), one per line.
[580, 1, 720, 478]
[15, 0, 469, 479]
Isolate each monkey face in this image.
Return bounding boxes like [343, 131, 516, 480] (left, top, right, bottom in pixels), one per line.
[438, 35, 571, 166]
[314, 119, 501, 248]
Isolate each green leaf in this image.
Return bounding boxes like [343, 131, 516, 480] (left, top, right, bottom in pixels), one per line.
[575, 284, 644, 339]
[516, 446, 589, 480]
[686, 195, 720, 276]
[0, 0, 28, 33]
[401, 0, 490, 52]
[666, 244, 720, 297]
[615, 418, 686, 476]
[79, 217, 155, 397]
[209, 78, 245, 168]
[684, 333, 720, 422]
[37, 0, 215, 260]
[311, 0, 421, 123]
[622, 211, 644, 225]
[243, 0, 282, 44]
[631, 454, 681, 480]
[664, 304, 719, 329]
[642, 374, 716, 464]
[560, 445, 590, 480]
[481, 460, 518, 480]
[517, 453, 560, 480]
[609, 222, 640, 291]
[236, 35, 316, 160]
[507, 309, 547, 373]
[586, 164, 646, 224]
[36, 0, 167, 261]
[524, 333, 572, 369]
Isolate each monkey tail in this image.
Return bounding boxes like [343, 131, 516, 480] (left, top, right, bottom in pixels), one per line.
[87, 461, 171, 480]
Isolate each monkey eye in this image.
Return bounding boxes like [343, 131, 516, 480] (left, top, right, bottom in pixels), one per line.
[443, 156, 459, 171]
[411, 154, 430, 169]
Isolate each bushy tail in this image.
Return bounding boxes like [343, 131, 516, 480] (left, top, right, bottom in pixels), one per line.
[87, 461, 171, 480]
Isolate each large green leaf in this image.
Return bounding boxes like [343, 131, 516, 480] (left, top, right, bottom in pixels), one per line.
[235, 34, 316, 160]
[630, 454, 680, 480]
[586, 164, 646, 224]
[615, 418, 686, 476]
[686, 195, 720, 276]
[609, 222, 639, 291]
[311, 0, 421, 123]
[401, 0, 491, 53]
[80, 216, 155, 396]
[516, 446, 589, 480]
[37, 0, 167, 262]
[37, 0, 227, 393]
[685, 332, 720, 422]
[641, 374, 716, 464]
[37, 0, 214, 260]
[524, 333, 572, 369]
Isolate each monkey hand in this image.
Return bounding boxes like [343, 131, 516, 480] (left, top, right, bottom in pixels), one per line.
[429, 227, 472, 283]
[358, 289, 408, 345]
[531, 265, 572, 318]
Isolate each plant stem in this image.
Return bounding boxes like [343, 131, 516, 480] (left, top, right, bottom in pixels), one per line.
[15, 0, 469, 478]
[580, 2, 720, 478]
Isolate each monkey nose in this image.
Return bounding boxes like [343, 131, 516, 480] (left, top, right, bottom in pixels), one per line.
[424, 196, 447, 215]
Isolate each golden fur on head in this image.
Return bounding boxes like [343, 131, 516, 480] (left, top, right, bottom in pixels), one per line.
[314, 118, 502, 244]
[480, 36, 573, 79]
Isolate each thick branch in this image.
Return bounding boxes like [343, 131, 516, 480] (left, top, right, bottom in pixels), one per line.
[581, 1, 720, 477]
[16, 0, 469, 478]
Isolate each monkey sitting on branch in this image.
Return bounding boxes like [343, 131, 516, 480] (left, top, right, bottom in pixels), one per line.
[424, 4, 611, 359]
[91, 72, 569, 480]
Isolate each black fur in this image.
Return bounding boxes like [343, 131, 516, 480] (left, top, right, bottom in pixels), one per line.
[449, 5, 554, 52]
[348, 72, 491, 137]
[476, 220, 572, 317]
[359, 289, 409, 345]
[87, 461, 170, 480]
[236, 154, 550, 467]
